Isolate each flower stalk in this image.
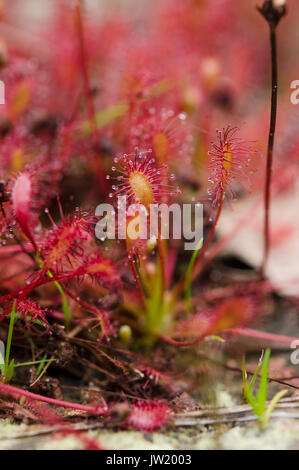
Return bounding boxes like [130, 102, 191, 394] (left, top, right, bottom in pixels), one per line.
[258, 0, 287, 275]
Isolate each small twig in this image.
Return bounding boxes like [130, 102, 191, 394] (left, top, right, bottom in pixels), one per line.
[29, 355, 55, 388]
[174, 409, 299, 427]
[197, 352, 299, 391]
[173, 397, 299, 427]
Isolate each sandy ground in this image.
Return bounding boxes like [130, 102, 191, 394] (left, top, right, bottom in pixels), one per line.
[1, 417, 299, 450]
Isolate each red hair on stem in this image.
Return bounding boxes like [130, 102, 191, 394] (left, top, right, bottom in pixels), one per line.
[187, 126, 254, 288]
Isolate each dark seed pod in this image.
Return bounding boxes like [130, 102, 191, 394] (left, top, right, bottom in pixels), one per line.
[211, 86, 234, 111]
[257, 1, 287, 29]
[30, 114, 60, 138]
[0, 115, 12, 137]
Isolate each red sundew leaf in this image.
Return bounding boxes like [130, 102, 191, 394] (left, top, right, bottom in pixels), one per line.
[75, 255, 121, 287]
[125, 400, 170, 431]
[207, 296, 257, 334]
[163, 297, 257, 347]
[34, 255, 121, 291]
[15, 298, 50, 330]
[175, 314, 212, 340]
[208, 126, 256, 207]
[11, 172, 37, 250]
[0, 389, 104, 449]
[39, 210, 95, 272]
[140, 365, 173, 390]
[110, 148, 180, 207]
[87, 309, 116, 343]
[127, 107, 192, 166]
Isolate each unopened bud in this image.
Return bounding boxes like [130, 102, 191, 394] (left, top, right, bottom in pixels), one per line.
[118, 325, 132, 346]
[201, 57, 221, 91]
[145, 262, 156, 276]
[146, 236, 157, 253]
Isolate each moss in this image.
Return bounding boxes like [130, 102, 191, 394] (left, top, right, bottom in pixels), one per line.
[0, 419, 27, 436]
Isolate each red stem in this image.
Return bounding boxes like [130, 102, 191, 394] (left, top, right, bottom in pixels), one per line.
[0, 268, 87, 318]
[193, 193, 224, 277]
[161, 327, 299, 349]
[0, 382, 108, 415]
[0, 270, 73, 308]
[75, 0, 108, 196]
[228, 327, 298, 346]
[75, 0, 96, 132]
[159, 333, 203, 347]
[173, 192, 225, 300]
[129, 256, 145, 303]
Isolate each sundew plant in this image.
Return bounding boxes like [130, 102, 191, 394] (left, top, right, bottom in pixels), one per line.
[0, 0, 297, 446]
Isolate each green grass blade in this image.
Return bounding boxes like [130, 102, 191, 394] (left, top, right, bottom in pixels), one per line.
[5, 301, 16, 374]
[54, 280, 70, 326]
[243, 385, 259, 416]
[242, 355, 247, 387]
[36, 254, 70, 327]
[14, 359, 55, 369]
[81, 104, 128, 134]
[47, 270, 70, 327]
[146, 261, 163, 333]
[94, 104, 128, 128]
[262, 389, 288, 428]
[205, 335, 225, 343]
[256, 348, 271, 415]
[35, 353, 48, 377]
[249, 350, 264, 392]
[6, 359, 15, 382]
